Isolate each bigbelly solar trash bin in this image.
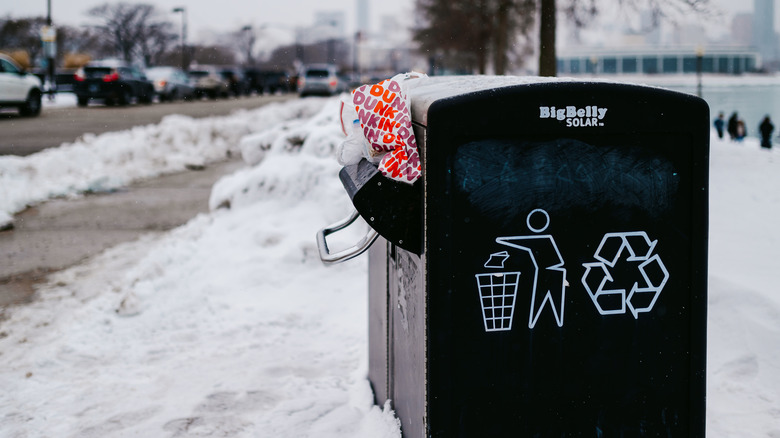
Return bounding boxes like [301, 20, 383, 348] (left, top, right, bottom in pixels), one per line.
[318, 76, 709, 437]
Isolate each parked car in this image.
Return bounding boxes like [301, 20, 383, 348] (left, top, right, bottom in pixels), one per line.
[55, 69, 78, 92]
[188, 67, 230, 99]
[219, 67, 250, 96]
[298, 64, 346, 97]
[73, 61, 155, 106]
[0, 53, 43, 117]
[145, 66, 195, 102]
[244, 69, 292, 94]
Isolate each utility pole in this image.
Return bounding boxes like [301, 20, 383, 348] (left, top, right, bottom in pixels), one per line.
[44, 0, 56, 99]
[696, 46, 704, 98]
[241, 25, 255, 67]
[173, 7, 188, 71]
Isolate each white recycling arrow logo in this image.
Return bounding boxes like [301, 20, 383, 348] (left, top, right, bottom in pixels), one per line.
[581, 231, 669, 318]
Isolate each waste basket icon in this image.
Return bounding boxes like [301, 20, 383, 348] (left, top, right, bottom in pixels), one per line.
[475, 271, 521, 332]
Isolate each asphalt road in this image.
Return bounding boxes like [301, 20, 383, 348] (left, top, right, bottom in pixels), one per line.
[0, 93, 296, 313]
[0, 94, 293, 156]
[0, 158, 245, 311]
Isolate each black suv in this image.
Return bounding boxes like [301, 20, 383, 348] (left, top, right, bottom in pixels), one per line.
[219, 68, 250, 96]
[73, 62, 155, 106]
[245, 69, 292, 94]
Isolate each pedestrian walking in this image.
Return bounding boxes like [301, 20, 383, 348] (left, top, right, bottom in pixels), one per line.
[714, 112, 725, 139]
[727, 112, 739, 140]
[759, 115, 774, 149]
[736, 119, 747, 142]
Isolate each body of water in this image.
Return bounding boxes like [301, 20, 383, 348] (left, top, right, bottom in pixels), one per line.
[643, 77, 780, 140]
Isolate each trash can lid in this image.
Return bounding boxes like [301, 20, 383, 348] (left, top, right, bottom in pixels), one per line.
[405, 75, 667, 126]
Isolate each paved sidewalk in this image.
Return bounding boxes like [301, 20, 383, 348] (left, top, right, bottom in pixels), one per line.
[0, 158, 245, 311]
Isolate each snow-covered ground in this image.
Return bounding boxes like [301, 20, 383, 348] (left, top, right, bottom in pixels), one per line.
[0, 89, 779, 437]
[41, 91, 78, 108]
[0, 96, 327, 230]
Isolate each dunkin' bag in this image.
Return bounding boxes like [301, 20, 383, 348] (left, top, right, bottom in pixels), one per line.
[339, 72, 427, 184]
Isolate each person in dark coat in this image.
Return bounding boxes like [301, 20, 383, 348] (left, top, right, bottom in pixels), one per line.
[714, 112, 725, 139]
[736, 119, 747, 142]
[727, 112, 739, 140]
[759, 116, 774, 149]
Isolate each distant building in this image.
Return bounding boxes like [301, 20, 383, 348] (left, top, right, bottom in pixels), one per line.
[732, 13, 753, 47]
[752, 0, 777, 64]
[356, 0, 369, 36]
[639, 10, 662, 46]
[557, 46, 759, 75]
[297, 11, 345, 45]
[356, 15, 414, 73]
[314, 11, 345, 36]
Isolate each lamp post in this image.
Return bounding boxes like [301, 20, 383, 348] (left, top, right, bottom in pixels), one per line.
[173, 7, 187, 71]
[241, 25, 254, 67]
[326, 20, 338, 65]
[590, 56, 599, 77]
[696, 46, 704, 98]
[353, 31, 361, 80]
[44, 0, 56, 99]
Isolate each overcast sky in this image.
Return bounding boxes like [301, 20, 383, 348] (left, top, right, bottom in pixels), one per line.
[0, 0, 763, 43]
[2, 0, 416, 41]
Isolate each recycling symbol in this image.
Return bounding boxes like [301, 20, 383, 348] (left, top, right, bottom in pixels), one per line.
[581, 231, 669, 318]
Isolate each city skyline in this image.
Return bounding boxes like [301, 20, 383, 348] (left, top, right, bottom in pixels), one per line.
[1, 0, 415, 43]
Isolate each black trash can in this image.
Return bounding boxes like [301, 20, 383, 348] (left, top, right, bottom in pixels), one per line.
[322, 76, 709, 437]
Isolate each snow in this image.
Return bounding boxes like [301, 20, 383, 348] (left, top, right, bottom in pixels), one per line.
[1, 88, 779, 437]
[41, 91, 78, 109]
[0, 97, 327, 230]
[705, 137, 780, 436]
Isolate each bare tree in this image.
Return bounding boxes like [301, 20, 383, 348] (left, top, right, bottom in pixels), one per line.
[494, 0, 536, 74]
[234, 26, 257, 67]
[139, 21, 177, 66]
[414, 0, 536, 74]
[58, 25, 116, 62]
[413, 0, 490, 74]
[190, 44, 237, 66]
[540, 0, 711, 76]
[87, 2, 175, 64]
[0, 17, 47, 66]
[538, 0, 557, 76]
[415, 0, 711, 77]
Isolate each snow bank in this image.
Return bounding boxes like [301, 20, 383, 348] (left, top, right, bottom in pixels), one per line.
[0, 97, 400, 437]
[0, 98, 326, 225]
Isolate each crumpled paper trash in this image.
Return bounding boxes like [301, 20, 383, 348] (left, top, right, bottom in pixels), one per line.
[339, 72, 427, 184]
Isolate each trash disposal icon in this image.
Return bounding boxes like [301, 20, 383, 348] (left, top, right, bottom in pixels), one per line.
[475, 251, 521, 332]
[581, 231, 669, 318]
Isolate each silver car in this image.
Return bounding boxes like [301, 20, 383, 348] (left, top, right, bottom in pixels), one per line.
[146, 66, 195, 102]
[188, 67, 230, 99]
[298, 64, 346, 97]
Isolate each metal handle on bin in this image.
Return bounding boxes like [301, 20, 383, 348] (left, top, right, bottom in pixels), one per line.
[317, 210, 379, 265]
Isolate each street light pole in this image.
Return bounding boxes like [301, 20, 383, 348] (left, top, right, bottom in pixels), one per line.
[241, 25, 254, 67]
[45, 0, 56, 99]
[173, 7, 187, 71]
[327, 20, 337, 65]
[353, 31, 360, 80]
[696, 46, 704, 98]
